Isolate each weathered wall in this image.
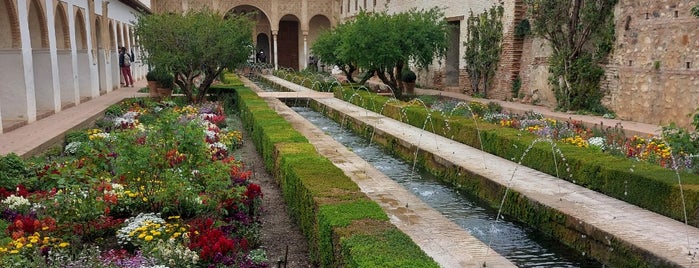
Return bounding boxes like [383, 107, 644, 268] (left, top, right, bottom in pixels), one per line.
[607, 0, 699, 128]
[157, 0, 699, 129]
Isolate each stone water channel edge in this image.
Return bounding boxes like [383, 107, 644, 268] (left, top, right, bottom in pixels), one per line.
[246, 74, 699, 267]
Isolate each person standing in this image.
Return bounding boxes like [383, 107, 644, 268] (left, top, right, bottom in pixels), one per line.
[256, 49, 266, 63]
[119, 47, 134, 87]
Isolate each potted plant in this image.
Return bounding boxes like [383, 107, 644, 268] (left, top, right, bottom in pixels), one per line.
[146, 69, 160, 98]
[401, 69, 417, 95]
[156, 71, 175, 98]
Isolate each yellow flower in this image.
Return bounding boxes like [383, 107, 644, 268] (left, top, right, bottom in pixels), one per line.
[58, 242, 70, 248]
[9, 250, 19, 254]
[144, 235, 154, 242]
[143, 197, 148, 202]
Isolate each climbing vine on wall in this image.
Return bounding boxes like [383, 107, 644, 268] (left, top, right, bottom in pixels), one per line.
[463, 5, 504, 97]
[525, 0, 617, 113]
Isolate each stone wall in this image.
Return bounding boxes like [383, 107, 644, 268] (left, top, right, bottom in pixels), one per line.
[608, 0, 699, 128]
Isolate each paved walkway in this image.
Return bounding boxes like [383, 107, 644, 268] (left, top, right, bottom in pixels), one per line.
[261, 74, 699, 267]
[0, 80, 148, 157]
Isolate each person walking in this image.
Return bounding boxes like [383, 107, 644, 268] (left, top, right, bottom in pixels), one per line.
[119, 47, 134, 87]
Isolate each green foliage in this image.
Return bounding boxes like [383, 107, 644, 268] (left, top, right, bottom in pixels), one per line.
[526, 0, 617, 113]
[234, 85, 435, 266]
[401, 69, 416, 83]
[464, 5, 504, 97]
[548, 52, 609, 114]
[0, 153, 27, 189]
[512, 76, 522, 98]
[322, 7, 448, 97]
[311, 24, 358, 83]
[134, 8, 253, 103]
[514, 19, 531, 38]
[147, 68, 174, 89]
[341, 229, 439, 268]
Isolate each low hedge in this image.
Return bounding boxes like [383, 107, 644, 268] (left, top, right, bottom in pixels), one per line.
[229, 85, 438, 267]
[335, 87, 699, 227]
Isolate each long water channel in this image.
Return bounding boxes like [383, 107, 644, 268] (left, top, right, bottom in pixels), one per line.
[290, 105, 601, 267]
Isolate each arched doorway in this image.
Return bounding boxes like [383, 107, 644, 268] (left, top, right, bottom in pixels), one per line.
[228, 5, 272, 64]
[256, 33, 270, 64]
[278, 14, 299, 70]
[29, 0, 55, 118]
[55, 3, 75, 108]
[75, 9, 91, 100]
[308, 14, 331, 70]
[0, 0, 24, 131]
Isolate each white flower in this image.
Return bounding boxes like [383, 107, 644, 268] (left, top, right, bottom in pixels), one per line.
[2, 194, 31, 210]
[209, 142, 227, 151]
[116, 213, 165, 245]
[588, 137, 606, 151]
[64, 141, 82, 154]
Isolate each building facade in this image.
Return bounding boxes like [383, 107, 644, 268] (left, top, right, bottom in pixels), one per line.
[0, 0, 148, 134]
[4, 0, 699, 133]
[152, 0, 336, 72]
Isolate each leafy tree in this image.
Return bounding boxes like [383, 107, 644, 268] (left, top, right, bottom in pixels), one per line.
[525, 0, 616, 112]
[134, 9, 254, 103]
[463, 5, 504, 97]
[311, 23, 359, 83]
[325, 8, 448, 98]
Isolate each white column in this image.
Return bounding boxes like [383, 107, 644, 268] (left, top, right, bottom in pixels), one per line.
[45, 0, 61, 112]
[67, 5, 80, 105]
[273, 31, 278, 70]
[303, 34, 308, 70]
[18, 0, 37, 123]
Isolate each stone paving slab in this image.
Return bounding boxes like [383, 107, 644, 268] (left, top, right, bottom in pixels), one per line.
[244, 78, 516, 268]
[260, 75, 699, 267]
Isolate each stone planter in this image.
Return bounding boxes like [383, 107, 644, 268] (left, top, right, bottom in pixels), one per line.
[147, 81, 159, 98]
[404, 82, 415, 95]
[157, 88, 173, 98]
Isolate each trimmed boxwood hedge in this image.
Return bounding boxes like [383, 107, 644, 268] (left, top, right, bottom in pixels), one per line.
[223, 84, 438, 267]
[334, 87, 699, 227]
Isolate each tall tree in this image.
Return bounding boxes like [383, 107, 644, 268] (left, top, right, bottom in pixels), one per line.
[463, 5, 504, 97]
[331, 8, 448, 98]
[134, 9, 254, 103]
[526, 0, 616, 112]
[311, 23, 358, 83]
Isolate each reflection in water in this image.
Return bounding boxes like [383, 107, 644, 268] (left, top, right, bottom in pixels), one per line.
[294, 106, 600, 268]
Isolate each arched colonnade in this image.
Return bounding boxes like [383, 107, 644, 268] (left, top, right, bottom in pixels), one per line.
[0, 0, 145, 133]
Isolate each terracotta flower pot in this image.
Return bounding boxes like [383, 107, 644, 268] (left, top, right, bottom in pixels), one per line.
[157, 88, 173, 98]
[147, 81, 159, 98]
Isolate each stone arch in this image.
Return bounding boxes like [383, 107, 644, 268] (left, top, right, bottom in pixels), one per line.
[28, 0, 49, 48]
[308, 14, 330, 47]
[54, 3, 70, 50]
[95, 16, 103, 49]
[228, 5, 272, 63]
[278, 14, 300, 70]
[109, 20, 116, 49]
[116, 23, 123, 47]
[75, 9, 87, 50]
[95, 15, 107, 93]
[0, 0, 20, 48]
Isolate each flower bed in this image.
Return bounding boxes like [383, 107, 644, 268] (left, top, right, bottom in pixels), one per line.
[0, 98, 266, 267]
